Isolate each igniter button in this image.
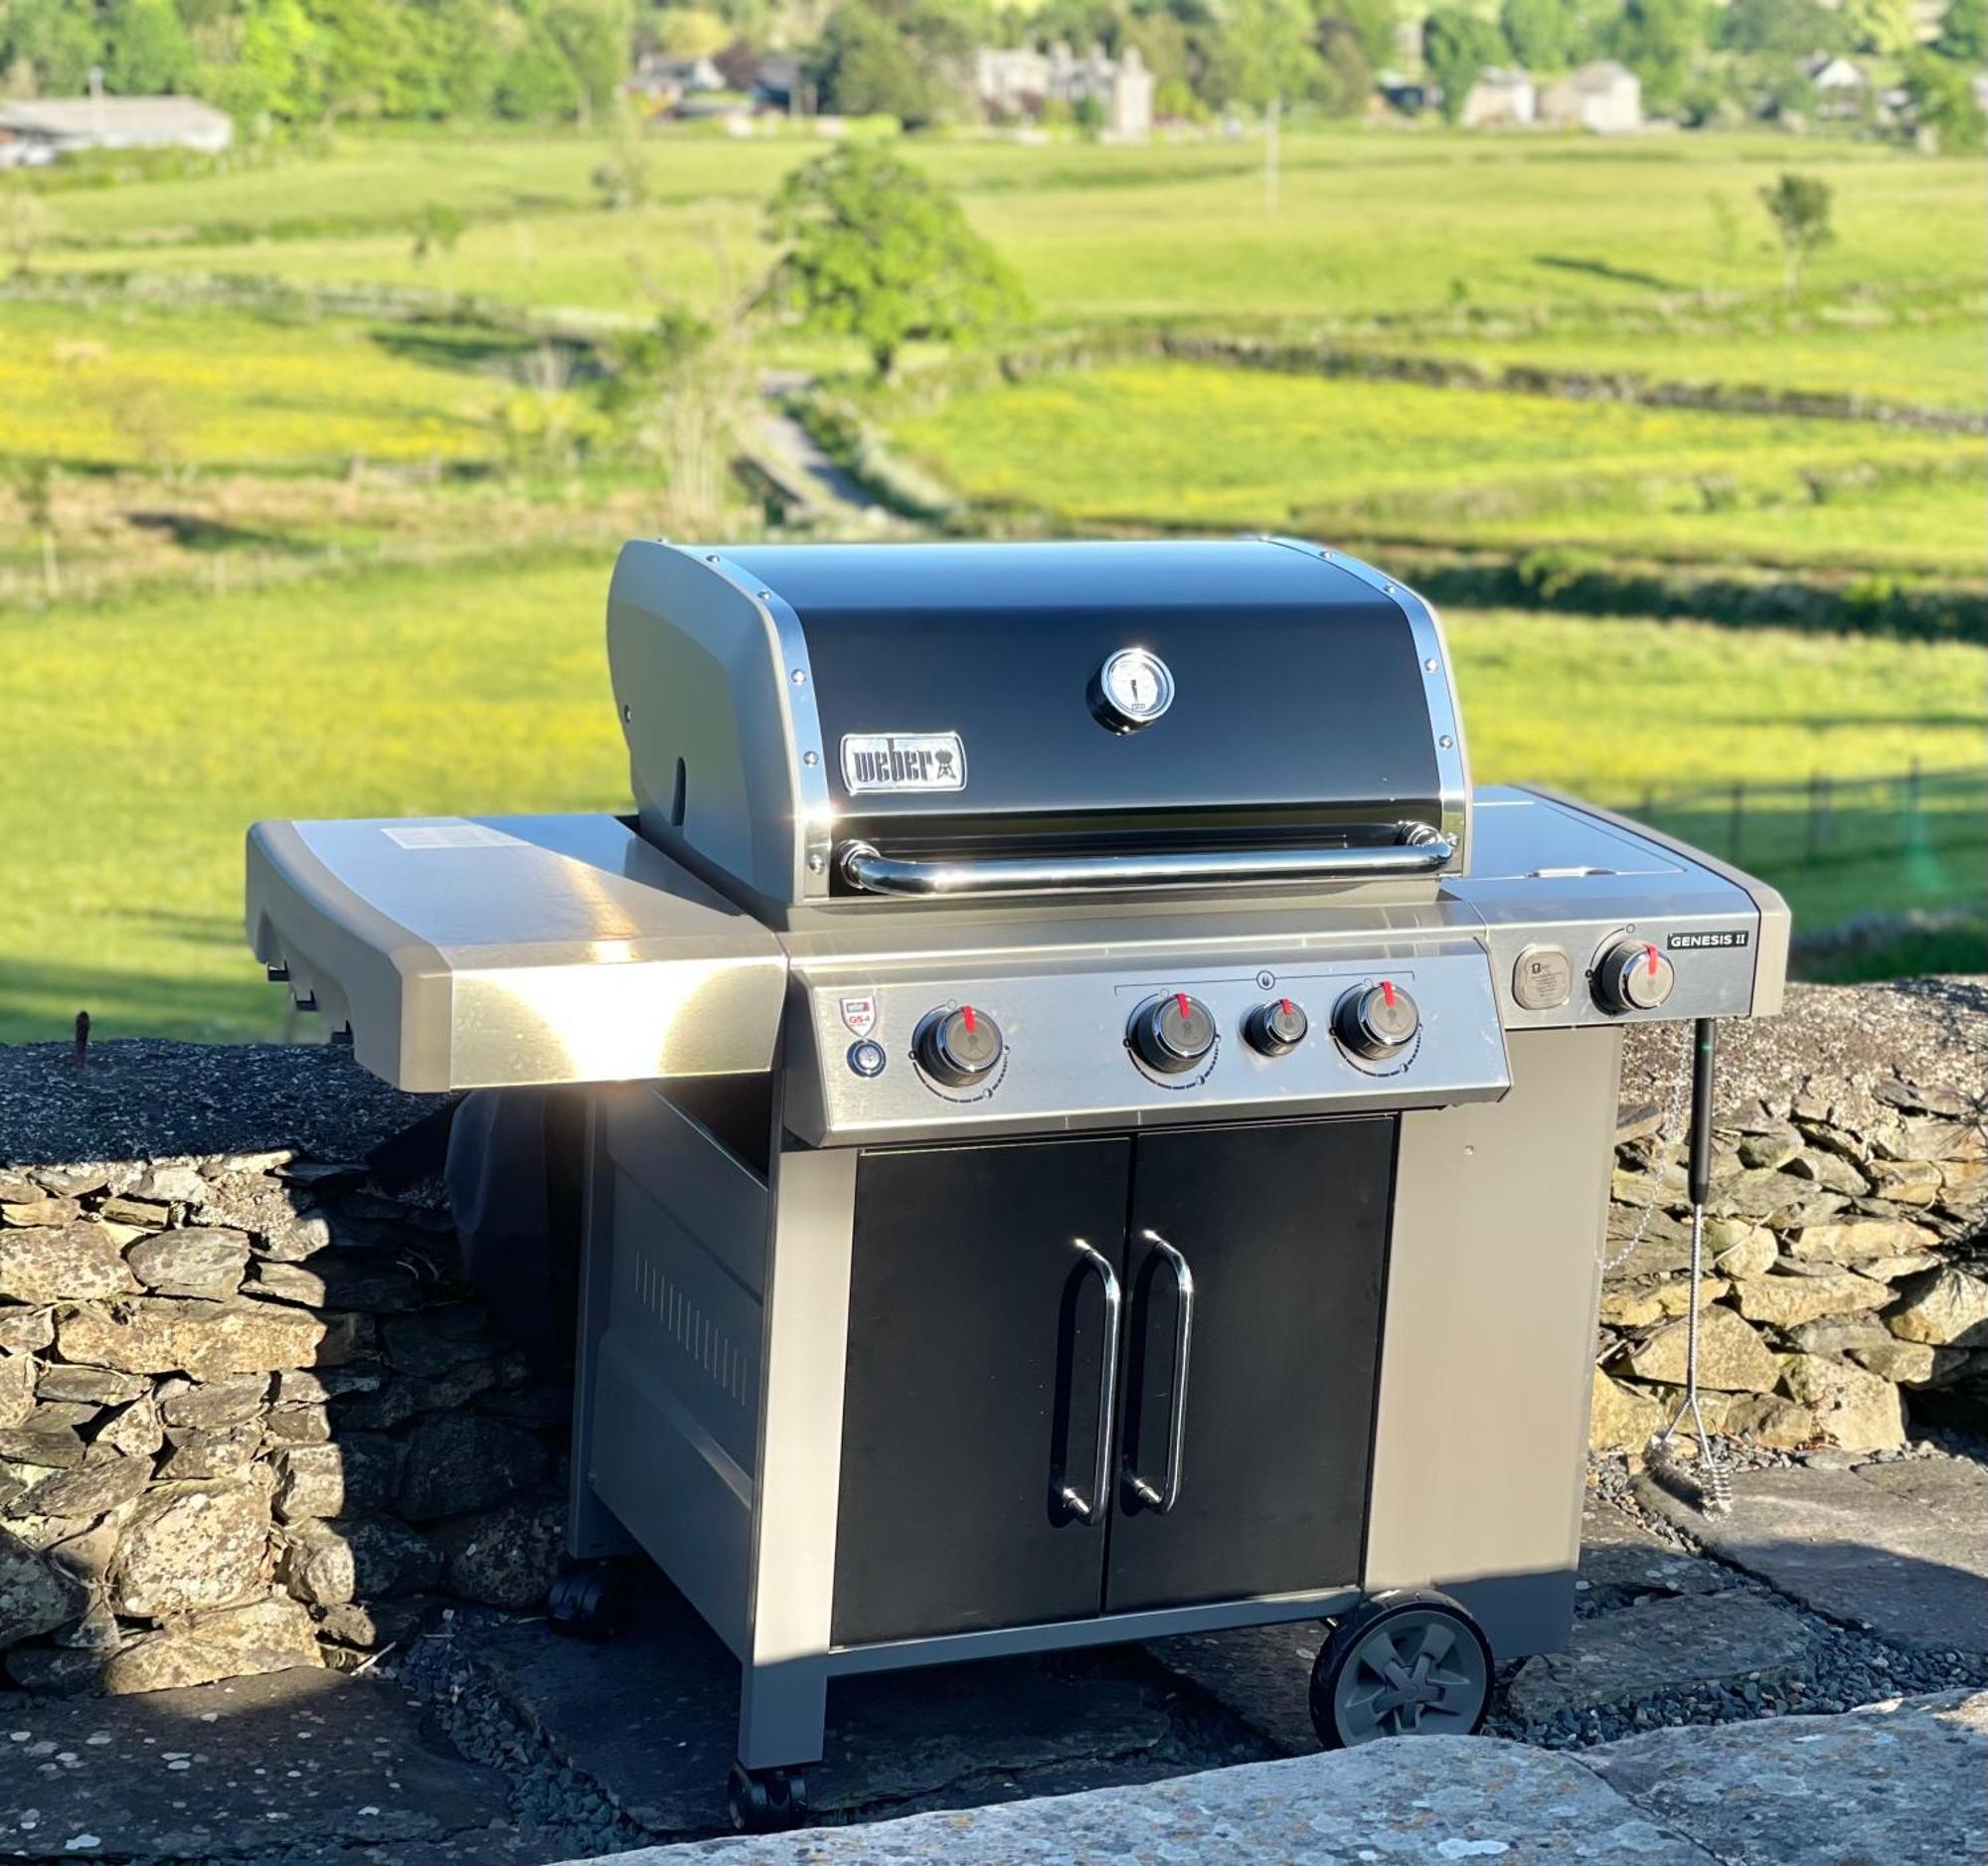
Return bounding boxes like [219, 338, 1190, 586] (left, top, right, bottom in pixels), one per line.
[847, 1039, 888, 1078]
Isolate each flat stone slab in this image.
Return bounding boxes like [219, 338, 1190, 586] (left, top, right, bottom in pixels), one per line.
[567, 1733, 1722, 1865]
[1506, 1590, 1817, 1721]
[1575, 1496, 1730, 1610]
[477, 1578, 1182, 1836]
[0, 1665, 509, 1860]
[1586, 1688, 1988, 1866]
[1635, 1458, 1988, 1654]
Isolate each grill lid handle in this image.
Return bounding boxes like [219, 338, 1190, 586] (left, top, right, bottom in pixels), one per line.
[837, 827, 1454, 898]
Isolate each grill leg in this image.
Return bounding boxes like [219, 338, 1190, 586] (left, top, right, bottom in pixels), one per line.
[739, 1655, 829, 1772]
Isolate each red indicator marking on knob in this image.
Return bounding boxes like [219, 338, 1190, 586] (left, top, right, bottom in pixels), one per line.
[1643, 943, 1659, 976]
[961, 1004, 977, 1035]
[1176, 992, 1191, 1023]
[1279, 998, 1293, 1018]
[1381, 979, 1397, 1009]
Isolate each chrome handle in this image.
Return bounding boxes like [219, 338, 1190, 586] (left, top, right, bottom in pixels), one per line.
[1059, 1239, 1122, 1526]
[838, 831, 1454, 898]
[1125, 1232, 1195, 1513]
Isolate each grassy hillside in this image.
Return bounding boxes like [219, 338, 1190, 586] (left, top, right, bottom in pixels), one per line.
[891, 362, 1983, 576]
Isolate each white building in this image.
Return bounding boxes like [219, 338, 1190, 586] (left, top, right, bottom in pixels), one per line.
[0, 95, 233, 166]
[1460, 67, 1536, 128]
[1538, 61, 1643, 134]
[973, 41, 1153, 139]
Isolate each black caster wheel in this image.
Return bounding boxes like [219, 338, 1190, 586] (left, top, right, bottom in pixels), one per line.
[1309, 1590, 1494, 1750]
[548, 1564, 621, 1638]
[727, 1761, 810, 1833]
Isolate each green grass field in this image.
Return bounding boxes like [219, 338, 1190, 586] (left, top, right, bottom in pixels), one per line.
[891, 361, 1983, 575]
[38, 126, 1985, 331]
[1, 552, 1978, 1043]
[0, 298, 523, 472]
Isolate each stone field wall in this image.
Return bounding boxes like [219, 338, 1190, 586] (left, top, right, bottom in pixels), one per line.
[0, 980, 1983, 1699]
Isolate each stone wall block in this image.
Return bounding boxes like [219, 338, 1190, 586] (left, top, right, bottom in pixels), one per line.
[1778, 1354, 1908, 1451]
[1885, 1266, 1988, 1347]
[1620, 1304, 1781, 1393]
[0, 1223, 140, 1302]
[126, 1226, 251, 1298]
[55, 1296, 329, 1379]
[108, 1480, 272, 1617]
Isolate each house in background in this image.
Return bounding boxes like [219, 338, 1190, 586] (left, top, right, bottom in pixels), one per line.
[1803, 54, 1870, 119]
[1538, 60, 1643, 133]
[1460, 67, 1536, 127]
[0, 94, 233, 166]
[973, 41, 1154, 139]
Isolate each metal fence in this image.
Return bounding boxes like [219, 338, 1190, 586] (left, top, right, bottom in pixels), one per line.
[1617, 762, 1987, 874]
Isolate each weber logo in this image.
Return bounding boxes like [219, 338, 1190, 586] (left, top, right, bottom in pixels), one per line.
[1668, 931, 1750, 950]
[841, 733, 967, 794]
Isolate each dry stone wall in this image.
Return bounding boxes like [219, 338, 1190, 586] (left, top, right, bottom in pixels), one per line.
[1598, 977, 1988, 1455]
[0, 1042, 569, 1698]
[0, 979, 1982, 1699]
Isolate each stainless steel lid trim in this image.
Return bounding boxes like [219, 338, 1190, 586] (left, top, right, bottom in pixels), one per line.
[1256, 537, 1471, 879]
[838, 833, 1457, 898]
[682, 547, 835, 903]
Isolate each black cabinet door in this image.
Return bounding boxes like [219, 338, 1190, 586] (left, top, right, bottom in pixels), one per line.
[1105, 1118, 1395, 1613]
[831, 1136, 1131, 1646]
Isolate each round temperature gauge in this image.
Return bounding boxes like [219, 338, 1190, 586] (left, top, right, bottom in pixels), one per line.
[1090, 648, 1175, 733]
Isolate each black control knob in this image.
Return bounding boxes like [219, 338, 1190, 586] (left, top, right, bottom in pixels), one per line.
[914, 1004, 1003, 1087]
[1594, 939, 1675, 1015]
[1243, 997, 1308, 1057]
[1131, 993, 1217, 1075]
[1333, 980, 1419, 1060]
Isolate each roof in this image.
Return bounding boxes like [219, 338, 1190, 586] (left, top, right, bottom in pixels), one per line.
[1568, 60, 1637, 91]
[0, 95, 233, 138]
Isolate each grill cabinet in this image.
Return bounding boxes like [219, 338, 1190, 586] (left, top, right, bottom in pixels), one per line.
[246, 539, 1788, 1818]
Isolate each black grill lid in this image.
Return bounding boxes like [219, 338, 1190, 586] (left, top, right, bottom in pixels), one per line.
[723, 540, 1447, 867]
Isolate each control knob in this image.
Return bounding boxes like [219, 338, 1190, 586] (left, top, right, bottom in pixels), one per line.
[1243, 997, 1308, 1057]
[913, 1004, 1003, 1087]
[1593, 940, 1675, 1015]
[1131, 993, 1217, 1075]
[1333, 980, 1419, 1061]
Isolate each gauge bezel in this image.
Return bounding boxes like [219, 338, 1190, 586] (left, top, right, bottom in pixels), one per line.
[1089, 648, 1176, 733]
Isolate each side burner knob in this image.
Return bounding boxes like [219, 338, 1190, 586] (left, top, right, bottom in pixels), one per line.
[1131, 994, 1217, 1075]
[1333, 980, 1419, 1061]
[1594, 940, 1675, 1015]
[914, 1005, 1003, 1087]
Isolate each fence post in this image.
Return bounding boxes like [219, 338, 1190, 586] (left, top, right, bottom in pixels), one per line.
[1730, 781, 1744, 861]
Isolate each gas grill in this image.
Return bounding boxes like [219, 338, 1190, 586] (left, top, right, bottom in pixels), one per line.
[246, 539, 1788, 1828]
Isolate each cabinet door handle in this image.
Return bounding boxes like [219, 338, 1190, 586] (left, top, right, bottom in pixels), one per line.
[1059, 1239, 1122, 1526]
[1124, 1231, 1195, 1514]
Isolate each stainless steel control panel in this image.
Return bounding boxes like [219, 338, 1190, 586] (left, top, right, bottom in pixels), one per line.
[784, 940, 1513, 1147]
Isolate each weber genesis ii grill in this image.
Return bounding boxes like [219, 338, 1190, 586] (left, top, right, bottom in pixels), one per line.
[246, 539, 1788, 1828]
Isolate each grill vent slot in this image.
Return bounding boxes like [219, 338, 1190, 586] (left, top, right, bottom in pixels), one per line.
[630, 1246, 751, 1409]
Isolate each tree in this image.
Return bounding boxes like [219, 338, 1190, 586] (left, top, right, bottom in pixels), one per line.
[1216, 0, 1320, 209]
[1901, 50, 1987, 153]
[1423, 6, 1507, 123]
[1758, 171, 1832, 299]
[1, 0, 105, 94]
[546, 0, 633, 123]
[657, 6, 732, 56]
[1606, 0, 1706, 114]
[804, 0, 964, 127]
[103, 0, 198, 92]
[1936, 0, 1986, 62]
[496, 20, 583, 118]
[1499, 0, 1596, 74]
[762, 144, 1027, 377]
[1844, 0, 1916, 57]
[1314, 0, 1388, 118]
[1719, 0, 1843, 55]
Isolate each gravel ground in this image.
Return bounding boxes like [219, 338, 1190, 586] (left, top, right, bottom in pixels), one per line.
[1484, 1439, 1988, 1754]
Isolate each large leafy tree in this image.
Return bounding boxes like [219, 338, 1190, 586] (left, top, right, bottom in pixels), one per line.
[1606, 0, 1706, 114]
[1423, 6, 1508, 122]
[1499, 0, 1601, 72]
[1937, 0, 1986, 62]
[103, 0, 198, 90]
[762, 143, 1026, 377]
[0, 0, 105, 93]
